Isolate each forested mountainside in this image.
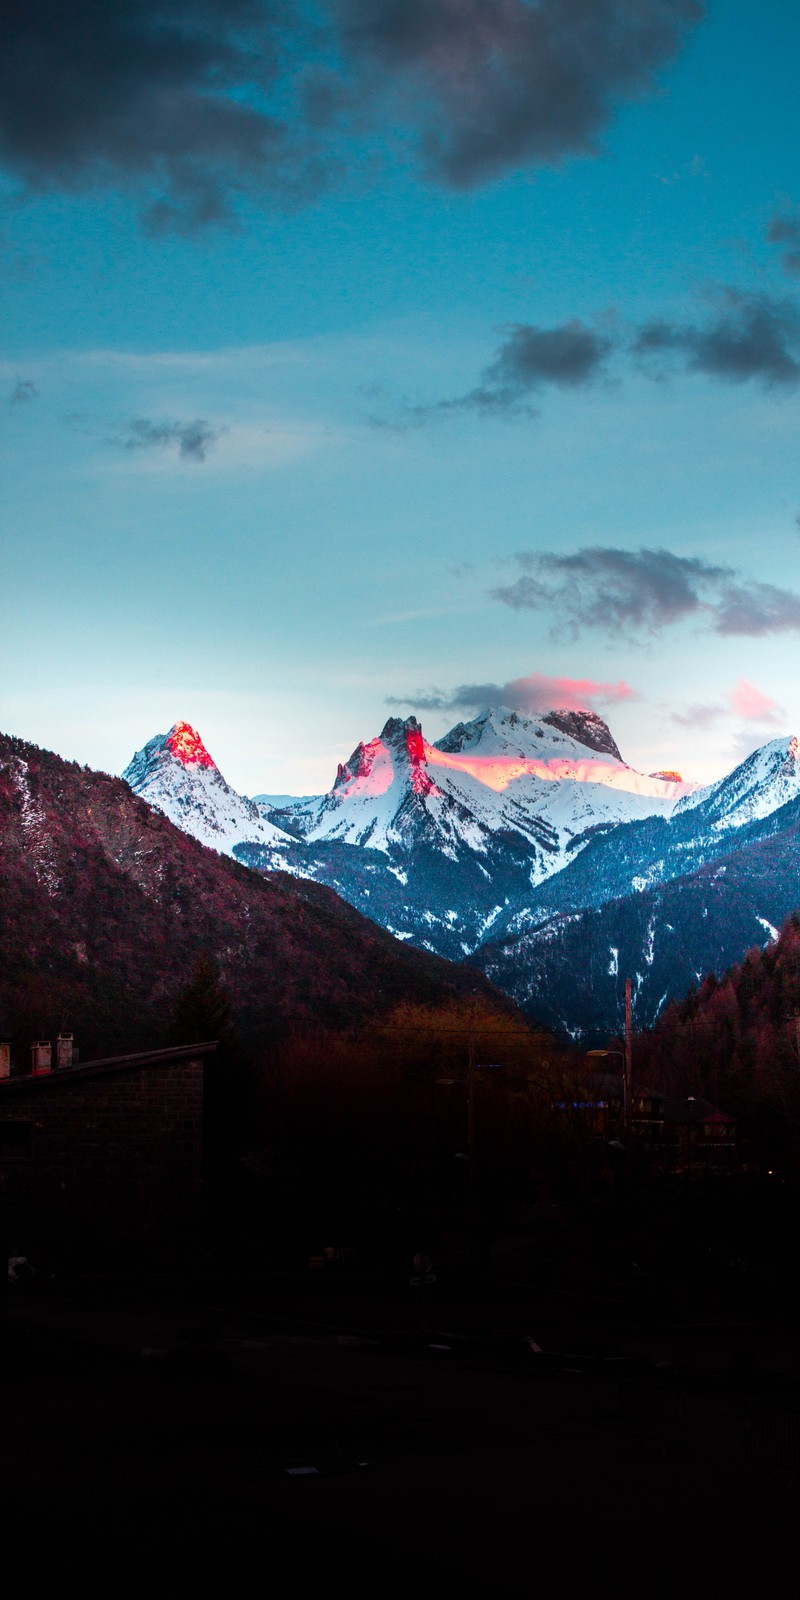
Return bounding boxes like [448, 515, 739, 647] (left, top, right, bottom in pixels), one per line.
[634, 912, 800, 1165]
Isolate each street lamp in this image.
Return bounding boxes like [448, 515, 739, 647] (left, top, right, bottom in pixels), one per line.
[586, 1047, 630, 1139]
[436, 1060, 505, 1268]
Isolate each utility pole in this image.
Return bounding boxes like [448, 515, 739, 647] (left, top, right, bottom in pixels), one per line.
[624, 976, 633, 1139]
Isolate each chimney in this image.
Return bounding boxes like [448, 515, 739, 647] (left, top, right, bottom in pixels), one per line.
[0, 1041, 10, 1080]
[31, 1040, 52, 1074]
[55, 1033, 74, 1071]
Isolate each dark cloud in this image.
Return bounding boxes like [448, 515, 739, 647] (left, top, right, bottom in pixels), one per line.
[379, 281, 800, 430]
[9, 377, 37, 404]
[634, 289, 800, 387]
[713, 579, 800, 636]
[493, 546, 800, 638]
[0, 1, 703, 229]
[404, 318, 614, 422]
[387, 672, 635, 716]
[335, 0, 702, 189]
[0, 1, 292, 232]
[484, 320, 614, 395]
[118, 418, 223, 461]
[767, 208, 800, 279]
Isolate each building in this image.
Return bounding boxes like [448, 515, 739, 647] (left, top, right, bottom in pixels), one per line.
[558, 1072, 738, 1175]
[0, 1040, 217, 1266]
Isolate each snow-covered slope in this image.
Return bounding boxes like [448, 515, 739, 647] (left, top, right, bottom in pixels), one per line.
[122, 721, 293, 857]
[674, 736, 800, 833]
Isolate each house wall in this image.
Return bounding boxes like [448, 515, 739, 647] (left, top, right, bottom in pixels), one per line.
[0, 1057, 204, 1254]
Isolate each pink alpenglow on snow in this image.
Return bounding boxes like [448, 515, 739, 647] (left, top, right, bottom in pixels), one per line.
[165, 721, 216, 768]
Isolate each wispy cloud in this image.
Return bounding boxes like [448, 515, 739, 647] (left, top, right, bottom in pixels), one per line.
[670, 702, 725, 730]
[729, 678, 783, 725]
[671, 679, 784, 734]
[493, 546, 800, 639]
[381, 281, 800, 429]
[767, 207, 800, 279]
[9, 377, 38, 405]
[115, 417, 223, 462]
[387, 671, 636, 717]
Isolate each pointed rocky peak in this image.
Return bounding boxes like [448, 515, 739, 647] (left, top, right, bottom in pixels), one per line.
[164, 721, 217, 769]
[123, 722, 223, 794]
[379, 714, 423, 749]
[333, 714, 437, 800]
[121, 722, 293, 856]
[540, 710, 622, 761]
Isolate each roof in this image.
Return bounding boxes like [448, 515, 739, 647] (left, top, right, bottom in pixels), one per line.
[0, 1041, 217, 1097]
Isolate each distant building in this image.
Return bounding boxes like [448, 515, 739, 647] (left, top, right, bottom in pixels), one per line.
[0, 1041, 217, 1264]
[558, 1072, 738, 1174]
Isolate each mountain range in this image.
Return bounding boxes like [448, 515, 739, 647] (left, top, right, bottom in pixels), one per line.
[121, 710, 800, 1038]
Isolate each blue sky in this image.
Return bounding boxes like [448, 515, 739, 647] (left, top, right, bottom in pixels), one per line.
[2, 0, 800, 794]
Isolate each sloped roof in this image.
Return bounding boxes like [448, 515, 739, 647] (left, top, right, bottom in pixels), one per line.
[0, 1041, 217, 1097]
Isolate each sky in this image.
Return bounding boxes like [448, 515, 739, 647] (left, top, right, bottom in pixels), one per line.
[2, 0, 800, 796]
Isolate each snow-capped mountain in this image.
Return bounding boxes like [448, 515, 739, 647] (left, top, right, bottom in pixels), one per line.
[267, 707, 693, 879]
[122, 721, 293, 856]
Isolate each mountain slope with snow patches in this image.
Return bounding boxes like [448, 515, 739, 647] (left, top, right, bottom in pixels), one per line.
[472, 796, 800, 1039]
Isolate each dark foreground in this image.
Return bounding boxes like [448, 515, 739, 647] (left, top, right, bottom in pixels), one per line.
[3, 1265, 800, 1590]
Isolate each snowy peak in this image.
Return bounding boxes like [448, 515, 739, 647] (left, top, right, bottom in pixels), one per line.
[428, 705, 691, 803]
[122, 722, 208, 791]
[122, 722, 292, 858]
[436, 706, 621, 762]
[333, 717, 441, 806]
[164, 720, 216, 769]
[675, 734, 800, 833]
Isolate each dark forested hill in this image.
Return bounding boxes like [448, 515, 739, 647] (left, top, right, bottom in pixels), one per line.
[634, 912, 800, 1165]
[0, 732, 502, 1062]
